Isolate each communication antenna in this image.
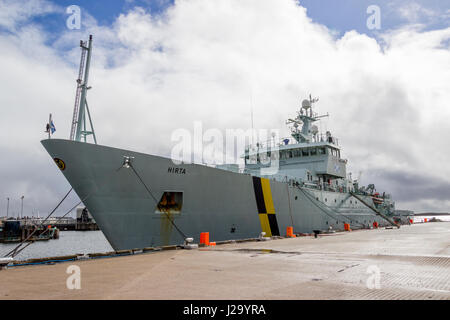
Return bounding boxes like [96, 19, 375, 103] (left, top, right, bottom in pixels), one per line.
[357, 170, 363, 182]
[309, 94, 319, 104]
[70, 35, 97, 144]
[249, 85, 256, 146]
[251, 95, 255, 144]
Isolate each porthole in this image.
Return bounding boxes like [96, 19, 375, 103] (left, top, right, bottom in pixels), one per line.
[334, 199, 337, 203]
[295, 196, 298, 200]
[325, 198, 327, 202]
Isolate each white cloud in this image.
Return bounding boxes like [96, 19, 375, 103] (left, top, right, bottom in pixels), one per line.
[0, 0, 60, 31]
[0, 0, 449, 215]
[397, 2, 436, 23]
[391, 1, 449, 28]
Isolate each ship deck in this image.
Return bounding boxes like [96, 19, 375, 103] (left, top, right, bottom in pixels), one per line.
[1, 222, 449, 300]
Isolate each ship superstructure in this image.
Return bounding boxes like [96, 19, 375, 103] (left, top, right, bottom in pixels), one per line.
[244, 96, 348, 190]
[242, 96, 394, 212]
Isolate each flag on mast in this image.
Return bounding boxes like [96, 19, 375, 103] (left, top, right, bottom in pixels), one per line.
[50, 120, 56, 134]
[46, 113, 55, 138]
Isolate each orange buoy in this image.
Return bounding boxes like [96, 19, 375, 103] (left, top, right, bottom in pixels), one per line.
[373, 222, 379, 229]
[210, 242, 216, 246]
[344, 223, 351, 231]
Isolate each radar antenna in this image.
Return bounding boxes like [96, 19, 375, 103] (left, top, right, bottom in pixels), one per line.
[285, 94, 328, 143]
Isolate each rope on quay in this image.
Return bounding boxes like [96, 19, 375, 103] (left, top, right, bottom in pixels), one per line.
[295, 184, 367, 229]
[3, 188, 74, 258]
[3, 161, 126, 259]
[3, 235, 291, 269]
[120, 158, 188, 241]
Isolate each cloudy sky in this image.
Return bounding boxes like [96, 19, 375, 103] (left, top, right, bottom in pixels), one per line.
[0, 0, 449, 217]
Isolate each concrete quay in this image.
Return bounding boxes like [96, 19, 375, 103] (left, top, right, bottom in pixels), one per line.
[0, 222, 449, 300]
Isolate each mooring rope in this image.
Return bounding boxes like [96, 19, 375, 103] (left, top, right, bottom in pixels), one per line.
[349, 192, 399, 228]
[3, 187, 73, 258]
[4, 163, 126, 259]
[123, 162, 188, 240]
[285, 183, 295, 226]
[7, 198, 86, 258]
[295, 184, 366, 228]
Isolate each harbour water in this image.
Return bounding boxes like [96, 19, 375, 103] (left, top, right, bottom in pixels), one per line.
[0, 231, 113, 261]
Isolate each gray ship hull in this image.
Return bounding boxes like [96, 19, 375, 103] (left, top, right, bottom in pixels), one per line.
[42, 139, 390, 250]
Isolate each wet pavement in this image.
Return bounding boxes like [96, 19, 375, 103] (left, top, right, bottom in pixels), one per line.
[0, 222, 449, 299]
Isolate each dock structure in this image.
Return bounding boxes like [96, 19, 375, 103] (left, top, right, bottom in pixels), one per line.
[0, 214, 98, 233]
[0, 220, 59, 243]
[0, 222, 449, 299]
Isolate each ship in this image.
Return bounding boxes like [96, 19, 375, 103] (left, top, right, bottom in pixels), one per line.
[42, 36, 397, 250]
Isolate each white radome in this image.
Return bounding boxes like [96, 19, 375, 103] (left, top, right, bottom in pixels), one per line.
[302, 99, 311, 109]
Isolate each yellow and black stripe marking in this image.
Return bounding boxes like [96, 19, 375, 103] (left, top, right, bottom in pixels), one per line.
[252, 176, 280, 236]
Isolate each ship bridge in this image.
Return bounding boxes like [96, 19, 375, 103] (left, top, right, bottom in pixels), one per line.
[243, 96, 347, 184]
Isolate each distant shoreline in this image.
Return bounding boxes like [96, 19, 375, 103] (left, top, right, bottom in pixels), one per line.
[414, 213, 450, 216]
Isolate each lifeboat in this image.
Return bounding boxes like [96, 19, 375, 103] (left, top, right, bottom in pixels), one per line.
[372, 192, 384, 205]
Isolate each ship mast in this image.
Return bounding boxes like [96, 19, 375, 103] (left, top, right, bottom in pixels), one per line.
[286, 94, 328, 143]
[70, 35, 97, 144]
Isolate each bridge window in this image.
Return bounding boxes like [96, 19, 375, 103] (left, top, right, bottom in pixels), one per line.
[318, 147, 326, 155]
[259, 152, 270, 163]
[302, 149, 309, 156]
[310, 148, 317, 156]
[328, 147, 337, 157]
